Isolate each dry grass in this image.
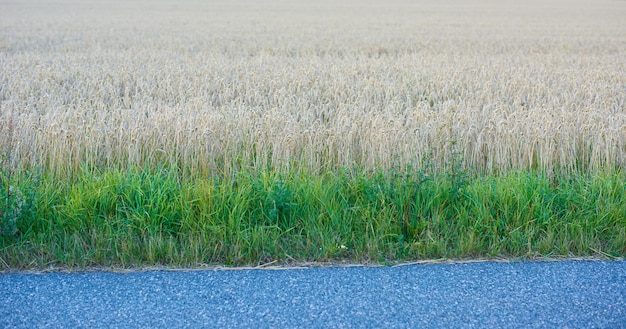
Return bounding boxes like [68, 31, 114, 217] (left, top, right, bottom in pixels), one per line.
[1, 0, 625, 177]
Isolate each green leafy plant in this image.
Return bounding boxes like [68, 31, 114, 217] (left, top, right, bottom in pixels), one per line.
[446, 141, 469, 201]
[0, 184, 24, 237]
[251, 173, 297, 229]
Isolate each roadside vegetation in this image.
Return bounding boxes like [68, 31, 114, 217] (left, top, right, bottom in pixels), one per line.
[1, 0, 625, 269]
[1, 164, 624, 269]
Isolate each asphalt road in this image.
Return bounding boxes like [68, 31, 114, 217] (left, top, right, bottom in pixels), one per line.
[1, 260, 625, 328]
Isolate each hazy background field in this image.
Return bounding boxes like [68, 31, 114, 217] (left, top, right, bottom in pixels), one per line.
[1, 0, 625, 176]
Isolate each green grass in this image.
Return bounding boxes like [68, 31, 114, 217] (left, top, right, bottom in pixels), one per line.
[1, 164, 624, 270]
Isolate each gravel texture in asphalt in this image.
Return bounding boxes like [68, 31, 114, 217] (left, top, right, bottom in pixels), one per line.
[1, 260, 625, 328]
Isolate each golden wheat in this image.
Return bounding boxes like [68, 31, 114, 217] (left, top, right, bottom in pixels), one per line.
[1, 0, 624, 177]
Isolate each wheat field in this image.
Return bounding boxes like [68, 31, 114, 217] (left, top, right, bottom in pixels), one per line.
[1, 0, 625, 177]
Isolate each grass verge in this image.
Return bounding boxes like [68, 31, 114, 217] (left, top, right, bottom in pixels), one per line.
[1, 165, 624, 270]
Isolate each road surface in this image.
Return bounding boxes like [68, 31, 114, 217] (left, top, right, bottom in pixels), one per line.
[1, 260, 625, 328]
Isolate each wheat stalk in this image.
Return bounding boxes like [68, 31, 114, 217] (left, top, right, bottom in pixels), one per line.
[0, 0, 624, 177]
